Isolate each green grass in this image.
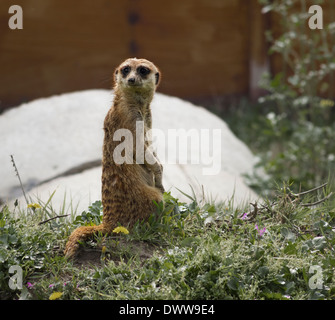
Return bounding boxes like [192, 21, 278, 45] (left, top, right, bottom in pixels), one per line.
[1, 183, 335, 300]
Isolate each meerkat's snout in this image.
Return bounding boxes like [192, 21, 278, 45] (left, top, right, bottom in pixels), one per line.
[128, 77, 136, 85]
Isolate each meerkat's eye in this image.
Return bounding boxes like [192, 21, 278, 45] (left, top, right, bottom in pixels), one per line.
[138, 66, 150, 76]
[121, 66, 131, 76]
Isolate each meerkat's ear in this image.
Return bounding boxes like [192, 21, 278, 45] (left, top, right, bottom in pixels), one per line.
[114, 69, 119, 83]
[155, 72, 160, 86]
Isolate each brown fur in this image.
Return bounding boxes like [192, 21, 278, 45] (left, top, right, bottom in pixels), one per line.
[64, 58, 164, 258]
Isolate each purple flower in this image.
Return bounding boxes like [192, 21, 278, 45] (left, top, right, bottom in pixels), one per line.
[255, 224, 266, 237]
[241, 213, 248, 220]
[49, 284, 55, 288]
[27, 282, 34, 289]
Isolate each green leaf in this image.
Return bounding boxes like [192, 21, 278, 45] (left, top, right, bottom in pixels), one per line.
[257, 266, 269, 277]
[180, 237, 197, 247]
[281, 227, 296, 242]
[227, 277, 239, 291]
[284, 242, 297, 255]
[163, 262, 174, 270]
[302, 236, 327, 252]
[8, 234, 18, 244]
[0, 234, 8, 246]
[262, 292, 290, 300]
[312, 236, 327, 251]
[0, 250, 7, 263]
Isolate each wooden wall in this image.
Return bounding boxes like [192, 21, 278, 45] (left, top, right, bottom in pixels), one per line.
[0, 0, 333, 112]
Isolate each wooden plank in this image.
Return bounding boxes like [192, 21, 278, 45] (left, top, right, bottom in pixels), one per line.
[248, 0, 270, 102]
[0, 0, 130, 109]
[6, 1, 332, 110]
[0, 0, 252, 110]
[133, 0, 249, 99]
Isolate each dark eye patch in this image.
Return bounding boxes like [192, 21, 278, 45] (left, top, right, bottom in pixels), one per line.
[155, 72, 160, 85]
[137, 66, 150, 76]
[121, 66, 131, 77]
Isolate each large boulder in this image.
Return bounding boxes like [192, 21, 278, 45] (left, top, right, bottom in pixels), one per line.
[0, 90, 259, 214]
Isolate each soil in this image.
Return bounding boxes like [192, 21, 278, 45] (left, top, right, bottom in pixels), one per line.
[73, 238, 161, 269]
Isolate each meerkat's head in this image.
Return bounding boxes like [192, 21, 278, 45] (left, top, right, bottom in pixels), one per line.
[114, 58, 160, 95]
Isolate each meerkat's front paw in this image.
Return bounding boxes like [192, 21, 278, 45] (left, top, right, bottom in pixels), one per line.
[157, 184, 165, 194]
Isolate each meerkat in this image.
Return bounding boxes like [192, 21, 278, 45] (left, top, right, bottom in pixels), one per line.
[64, 58, 164, 258]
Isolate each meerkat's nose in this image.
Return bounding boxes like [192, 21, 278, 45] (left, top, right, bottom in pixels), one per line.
[128, 78, 136, 84]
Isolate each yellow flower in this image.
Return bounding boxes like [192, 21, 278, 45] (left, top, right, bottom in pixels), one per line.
[101, 246, 107, 253]
[112, 226, 129, 235]
[320, 99, 335, 108]
[27, 203, 42, 209]
[49, 292, 63, 300]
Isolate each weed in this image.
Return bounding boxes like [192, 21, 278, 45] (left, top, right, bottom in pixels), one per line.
[0, 180, 334, 300]
[225, 0, 335, 196]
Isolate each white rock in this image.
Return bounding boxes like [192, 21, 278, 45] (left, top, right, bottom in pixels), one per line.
[0, 90, 260, 214]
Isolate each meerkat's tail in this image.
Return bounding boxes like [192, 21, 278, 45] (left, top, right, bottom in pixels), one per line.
[64, 224, 107, 258]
